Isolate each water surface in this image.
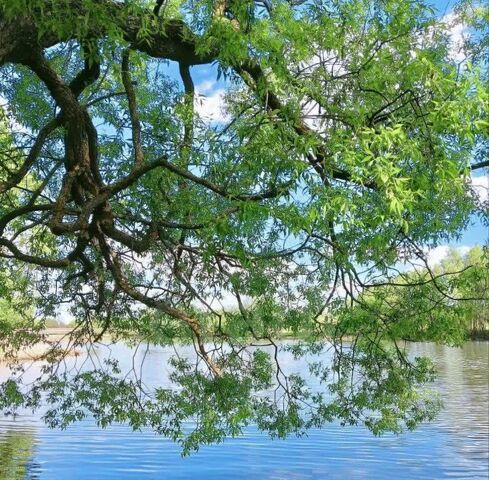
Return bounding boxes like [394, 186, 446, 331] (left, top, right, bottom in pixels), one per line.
[1, 341, 487, 479]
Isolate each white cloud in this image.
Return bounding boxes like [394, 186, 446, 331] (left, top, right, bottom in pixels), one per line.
[196, 80, 217, 94]
[195, 89, 229, 123]
[470, 174, 488, 204]
[194, 80, 230, 123]
[441, 11, 468, 63]
[425, 245, 471, 268]
[426, 245, 450, 266]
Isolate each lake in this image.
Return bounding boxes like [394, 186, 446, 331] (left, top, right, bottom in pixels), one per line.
[0, 341, 488, 479]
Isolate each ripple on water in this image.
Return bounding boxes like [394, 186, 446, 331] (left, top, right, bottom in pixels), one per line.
[0, 341, 488, 480]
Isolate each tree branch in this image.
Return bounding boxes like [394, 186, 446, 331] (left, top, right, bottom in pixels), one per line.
[121, 49, 144, 167]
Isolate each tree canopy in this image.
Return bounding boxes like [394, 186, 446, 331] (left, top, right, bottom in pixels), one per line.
[0, 0, 488, 453]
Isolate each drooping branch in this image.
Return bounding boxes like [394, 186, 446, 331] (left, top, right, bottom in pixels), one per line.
[96, 230, 222, 376]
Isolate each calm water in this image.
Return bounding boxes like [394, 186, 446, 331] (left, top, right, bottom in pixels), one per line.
[0, 341, 488, 480]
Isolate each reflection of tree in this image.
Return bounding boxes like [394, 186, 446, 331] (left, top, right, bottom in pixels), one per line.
[0, 430, 37, 480]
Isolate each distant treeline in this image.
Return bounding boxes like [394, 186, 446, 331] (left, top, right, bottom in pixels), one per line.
[336, 246, 489, 343]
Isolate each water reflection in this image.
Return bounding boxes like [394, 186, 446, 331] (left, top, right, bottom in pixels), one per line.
[0, 429, 39, 480]
[0, 341, 487, 479]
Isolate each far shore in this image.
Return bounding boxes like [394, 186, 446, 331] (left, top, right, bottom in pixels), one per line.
[2, 326, 488, 364]
[0, 327, 80, 362]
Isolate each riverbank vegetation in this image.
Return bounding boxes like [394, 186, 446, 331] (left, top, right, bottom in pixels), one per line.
[336, 246, 489, 343]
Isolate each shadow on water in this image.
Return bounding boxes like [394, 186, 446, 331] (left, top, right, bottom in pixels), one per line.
[0, 429, 40, 480]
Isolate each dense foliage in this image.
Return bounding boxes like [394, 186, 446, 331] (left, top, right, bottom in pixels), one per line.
[0, 0, 487, 453]
[338, 246, 489, 343]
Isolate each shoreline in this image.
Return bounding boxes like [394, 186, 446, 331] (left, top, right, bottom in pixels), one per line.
[2, 327, 488, 364]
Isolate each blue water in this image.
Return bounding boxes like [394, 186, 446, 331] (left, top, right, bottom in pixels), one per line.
[1, 342, 488, 479]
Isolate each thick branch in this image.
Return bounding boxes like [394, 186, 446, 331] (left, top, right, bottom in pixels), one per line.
[471, 160, 489, 171]
[0, 237, 71, 268]
[178, 62, 195, 157]
[121, 50, 144, 167]
[0, 2, 216, 67]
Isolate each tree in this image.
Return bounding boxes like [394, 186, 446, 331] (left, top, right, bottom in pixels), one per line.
[0, 107, 38, 346]
[338, 246, 489, 345]
[0, 0, 487, 453]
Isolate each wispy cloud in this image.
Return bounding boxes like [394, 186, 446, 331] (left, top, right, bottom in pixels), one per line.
[194, 80, 229, 123]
